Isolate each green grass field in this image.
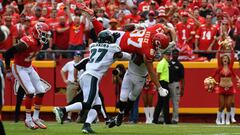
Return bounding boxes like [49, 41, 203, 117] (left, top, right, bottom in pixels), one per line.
[4, 121, 240, 135]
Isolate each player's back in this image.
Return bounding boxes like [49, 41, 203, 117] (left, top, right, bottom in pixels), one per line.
[85, 42, 121, 79]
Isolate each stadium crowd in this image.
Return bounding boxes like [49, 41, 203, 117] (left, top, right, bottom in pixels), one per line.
[0, 0, 240, 61]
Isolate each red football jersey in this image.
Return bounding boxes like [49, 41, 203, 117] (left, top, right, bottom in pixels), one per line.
[14, 35, 42, 67]
[195, 24, 218, 50]
[176, 22, 195, 45]
[119, 24, 165, 61]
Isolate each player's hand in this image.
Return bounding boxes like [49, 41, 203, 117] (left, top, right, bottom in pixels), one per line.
[158, 87, 168, 97]
[113, 52, 123, 59]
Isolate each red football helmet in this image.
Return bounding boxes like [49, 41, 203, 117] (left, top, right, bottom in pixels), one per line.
[32, 22, 51, 44]
[152, 33, 170, 51]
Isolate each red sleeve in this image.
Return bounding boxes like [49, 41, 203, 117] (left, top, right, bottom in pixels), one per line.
[92, 19, 104, 36]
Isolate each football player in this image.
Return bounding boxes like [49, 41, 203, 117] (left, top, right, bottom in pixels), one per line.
[4, 22, 51, 130]
[0, 25, 10, 135]
[78, 3, 171, 98]
[53, 30, 131, 133]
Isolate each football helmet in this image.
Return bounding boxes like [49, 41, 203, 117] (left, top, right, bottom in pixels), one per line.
[97, 30, 114, 44]
[152, 33, 170, 51]
[32, 22, 51, 44]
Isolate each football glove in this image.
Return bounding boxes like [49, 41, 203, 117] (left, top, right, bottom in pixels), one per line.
[158, 87, 168, 97]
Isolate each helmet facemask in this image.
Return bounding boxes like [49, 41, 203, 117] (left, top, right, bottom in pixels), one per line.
[38, 30, 51, 44]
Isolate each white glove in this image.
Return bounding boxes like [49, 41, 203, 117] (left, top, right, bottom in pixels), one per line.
[158, 87, 168, 97]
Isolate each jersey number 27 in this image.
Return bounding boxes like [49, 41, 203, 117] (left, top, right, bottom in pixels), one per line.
[89, 48, 108, 63]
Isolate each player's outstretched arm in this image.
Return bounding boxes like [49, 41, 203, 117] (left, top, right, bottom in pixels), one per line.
[5, 42, 28, 70]
[144, 56, 168, 97]
[113, 52, 131, 60]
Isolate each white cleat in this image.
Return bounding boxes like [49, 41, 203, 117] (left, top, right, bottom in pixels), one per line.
[33, 118, 47, 129]
[25, 119, 38, 130]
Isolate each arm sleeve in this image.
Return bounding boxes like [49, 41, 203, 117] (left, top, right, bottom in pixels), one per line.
[5, 46, 17, 70]
[74, 58, 89, 71]
[92, 19, 104, 36]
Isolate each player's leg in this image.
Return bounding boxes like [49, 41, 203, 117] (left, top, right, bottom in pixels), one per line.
[81, 75, 100, 134]
[29, 67, 47, 129]
[15, 86, 25, 122]
[142, 90, 150, 123]
[12, 65, 38, 129]
[108, 72, 133, 128]
[148, 91, 155, 124]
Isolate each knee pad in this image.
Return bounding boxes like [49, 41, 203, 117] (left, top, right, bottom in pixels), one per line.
[82, 102, 91, 110]
[36, 93, 44, 97]
[26, 94, 34, 98]
[92, 105, 101, 113]
[128, 93, 137, 101]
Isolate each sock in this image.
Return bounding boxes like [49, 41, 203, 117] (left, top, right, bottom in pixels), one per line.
[144, 107, 149, 123]
[230, 107, 235, 120]
[0, 121, 6, 135]
[65, 102, 82, 112]
[101, 106, 107, 119]
[85, 109, 97, 124]
[124, 99, 135, 116]
[149, 107, 154, 122]
[25, 96, 33, 120]
[33, 107, 40, 120]
[33, 96, 43, 120]
[118, 101, 127, 113]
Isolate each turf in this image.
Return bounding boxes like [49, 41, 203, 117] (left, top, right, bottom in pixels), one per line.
[4, 121, 240, 135]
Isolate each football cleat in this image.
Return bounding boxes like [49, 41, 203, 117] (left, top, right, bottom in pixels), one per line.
[53, 107, 65, 124]
[231, 118, 236, 123]
[108, 113, 124, 128]
[24, 119, 38, 130]
[82, 123, 95, 134]
[33, 118, 47, 129]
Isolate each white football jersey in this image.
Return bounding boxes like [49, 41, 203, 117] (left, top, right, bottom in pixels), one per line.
[85, 43, 121, 79]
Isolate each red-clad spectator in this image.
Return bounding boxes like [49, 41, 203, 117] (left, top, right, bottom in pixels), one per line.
[30, 6, 42, 26]
[176, 12, 195, 50]
[105, 0, 119, 18]
[0, 16, 17, 50]
[4, 6, 20, 25]
[115, 0, 131, 27]
[46, 9, 59, 31]
[68, 10, 86, 57]
[199, 0, 213, 18]
[138, 0, 159, 13]
[108, 18, 119, 30]
[96, 8, 110, 29]
[22, 4, 34, 18]
[23, 17, 32, 36]
[145, 11, 156, 27]
[54, 15, 70, 52]
[188, 6, 206, 25]
[222, 0, 239, 20]
[124, 6, 141, 24]
[195, 14, 218, 60]
[42, 6, 50, 18]
[15, 14, 26, 42]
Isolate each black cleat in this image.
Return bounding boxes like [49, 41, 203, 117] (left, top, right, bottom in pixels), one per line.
[82, 123, 95, 134]
[108, 113, 124, 128]
[116, 113, 123, 126]
[53, 107, 65, 124]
